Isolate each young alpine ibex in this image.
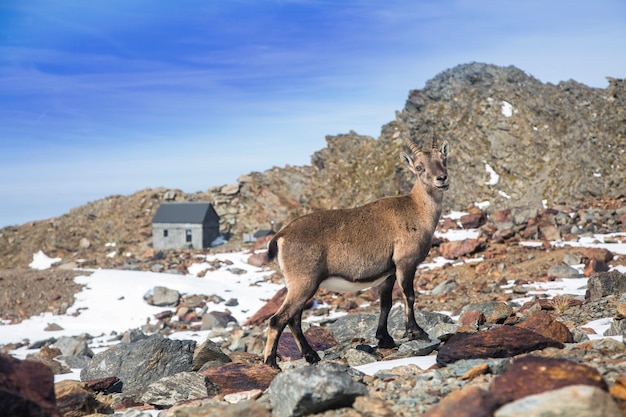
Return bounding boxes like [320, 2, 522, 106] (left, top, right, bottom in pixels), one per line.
[263, 130, 449, 368]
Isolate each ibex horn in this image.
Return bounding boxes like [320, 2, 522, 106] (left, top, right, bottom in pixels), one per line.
[430, 130, 438, 149]
[401, 131, 421, 155]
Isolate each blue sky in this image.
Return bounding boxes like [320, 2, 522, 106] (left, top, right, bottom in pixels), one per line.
[1, 1, 625, 227]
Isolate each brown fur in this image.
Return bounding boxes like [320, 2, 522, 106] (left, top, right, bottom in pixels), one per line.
[263, 132, 450, 368]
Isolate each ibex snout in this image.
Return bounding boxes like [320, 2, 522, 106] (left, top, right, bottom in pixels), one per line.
[436, 174, 449, 190]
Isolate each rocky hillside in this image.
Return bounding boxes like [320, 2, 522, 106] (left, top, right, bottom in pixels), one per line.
[0, 63, 624, 268]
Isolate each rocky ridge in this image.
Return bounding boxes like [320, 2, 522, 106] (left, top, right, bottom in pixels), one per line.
[0, 63, 624, 269]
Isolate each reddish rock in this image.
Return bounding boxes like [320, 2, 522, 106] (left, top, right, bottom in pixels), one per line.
[458, 311, 486, 332]
[0, 353, 60, 417]
[439, 217, 459, 231]
[83, 376, 120, 393]
[436, 326, 563, 367]
[439, 239, 482, 259]
[459, 212, 486, 229]
[489, 355, 607, 405]
[539, 225, 561, 241]
[422, 386, 498, 417]
[277, 326, 339, 360]
[584, 258, 610, 277]
[247, 252, 269, 267]
[581, 247, 614, 263]
[516, 311, 574, 343]
[55, 380, 107, 417]
[201, 362, 279, 395]
[38, 345, 62, 360]
[254, 233, 275, 251]
[492, 208, 511, 223]
[609, 375, 626, 401]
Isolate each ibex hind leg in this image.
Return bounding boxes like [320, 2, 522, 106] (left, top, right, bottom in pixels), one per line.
[288, 309, 321, 364]
[263, 280, 319, 369]
[375, 275, 397, 348]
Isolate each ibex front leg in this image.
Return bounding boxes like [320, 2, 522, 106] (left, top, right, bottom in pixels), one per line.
[375, 275, 397, 348]
[398, 267, 429, 341]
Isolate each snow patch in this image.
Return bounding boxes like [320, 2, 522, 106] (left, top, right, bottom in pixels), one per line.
[501, 100, 513, 117]
[29, 250, 61, 270]
[484, 163, 500, 185]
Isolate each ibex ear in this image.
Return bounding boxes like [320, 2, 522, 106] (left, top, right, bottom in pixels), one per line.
[441, 140, 449, 158]
[400, 152, 418, 175]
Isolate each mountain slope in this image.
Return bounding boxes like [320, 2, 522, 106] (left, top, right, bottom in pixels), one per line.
[1, 63, 624, 268]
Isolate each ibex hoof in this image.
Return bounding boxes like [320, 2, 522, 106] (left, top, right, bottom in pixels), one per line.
[304, 351, 321, 364]
[405, 329, 429, 341]
[377, 337, 396, 349]
[264, 357, 281, 370]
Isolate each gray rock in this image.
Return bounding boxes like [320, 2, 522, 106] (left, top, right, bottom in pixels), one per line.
[326, 312, 378, 344]
[326, 307, 453, 344]
[460, 301, 513, 324]
[604, 318, 626, 337]
[431, 279, 458, 296]
[149, 286, 180, 307]
[586, 270, 626, 301]
[118, 409, 155, 417]
[563, 252, 582, 266]
[548, 264, 581, 278]
[269, 363, 367, 417]
[430, 322, 460, 341]
[121, 328, 148, 344]
[342, 348, 378, 367]
[192, 338, 232, 371]
[494, 384, 621, 417]
[396, 339, 441, 356]
[55, 355, 91, 369]
[446, 358, 511, 377]
[140, 371, 220, 408]
[201, 311, 238, 330]
[80, 334, 195, 399]
[52, 336, 92, 357]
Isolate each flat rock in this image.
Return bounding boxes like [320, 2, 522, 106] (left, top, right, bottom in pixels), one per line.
[515, 311, 573, 343]
[439, 238, 482, 259]
[162, 399, 271, 417]
[141, 371, 220, 408]
[277, 326, 339, 360]
[494, 384, 621, 417]
[547, 264, 581, 278]
[437, 326, 563, 367]
[458, 212, 487, 229]
[489, 356, 607, 405]
[201, 362, 279, 395]
[422, 386, 499, 417]
[580, 247, 614, 263]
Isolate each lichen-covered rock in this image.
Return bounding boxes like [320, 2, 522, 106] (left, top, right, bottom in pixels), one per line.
[269, 362, 367, 417]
